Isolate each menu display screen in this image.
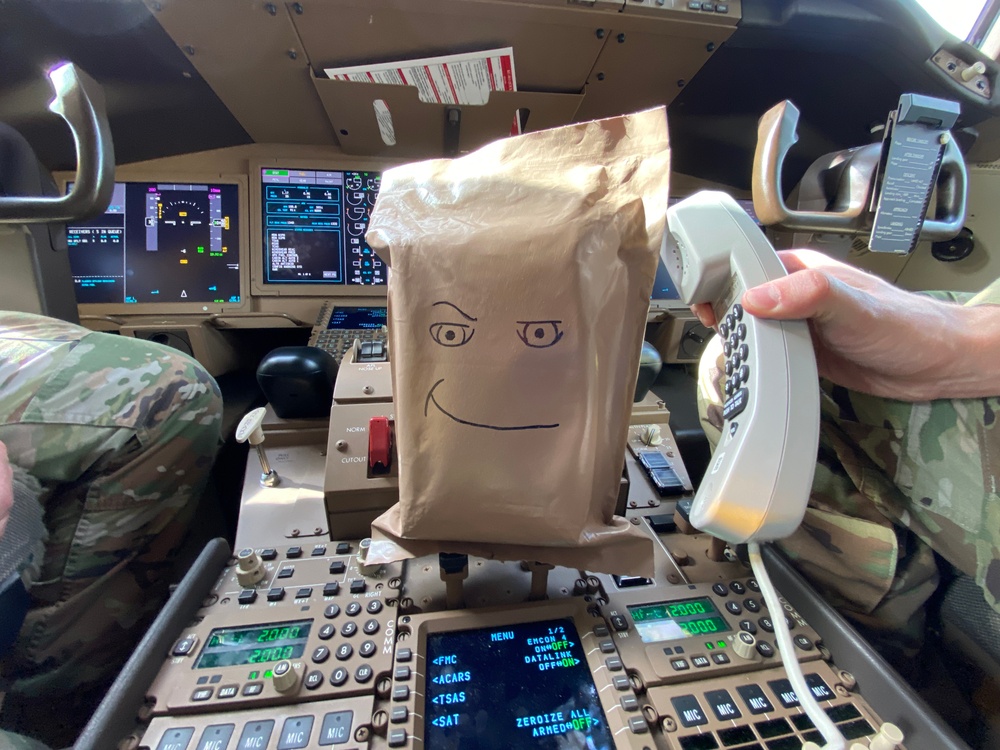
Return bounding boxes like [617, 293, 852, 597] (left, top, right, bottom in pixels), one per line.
[424, 618, 613, 749]
[194, 620, 312, 669]
[628, 598, 731, 643]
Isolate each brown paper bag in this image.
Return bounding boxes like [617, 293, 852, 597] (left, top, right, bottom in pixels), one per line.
[365, 108, 670, 575]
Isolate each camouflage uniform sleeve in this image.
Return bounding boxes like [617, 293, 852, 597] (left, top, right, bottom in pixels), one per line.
[0, 312, 222, 746]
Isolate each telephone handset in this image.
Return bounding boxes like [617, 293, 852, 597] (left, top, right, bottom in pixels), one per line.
[664, 191, 820, 543]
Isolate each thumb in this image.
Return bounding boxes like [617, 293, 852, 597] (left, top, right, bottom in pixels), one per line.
[741, 268, 840, 321]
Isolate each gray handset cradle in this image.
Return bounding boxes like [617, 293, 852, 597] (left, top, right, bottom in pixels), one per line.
[664, 191, 820, 543]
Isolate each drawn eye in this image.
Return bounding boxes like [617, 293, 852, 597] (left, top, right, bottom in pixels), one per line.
[429, 322, 475, 347]
[517, 321, 564, 348]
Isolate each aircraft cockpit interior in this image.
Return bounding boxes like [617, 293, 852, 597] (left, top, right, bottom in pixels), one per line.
[3, 1, 1000, 749]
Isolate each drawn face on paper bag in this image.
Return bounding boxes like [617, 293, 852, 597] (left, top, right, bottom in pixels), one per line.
[421, 298, 570, 432]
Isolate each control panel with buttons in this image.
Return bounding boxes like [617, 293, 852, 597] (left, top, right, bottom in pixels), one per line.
[146, 542, 402, 715]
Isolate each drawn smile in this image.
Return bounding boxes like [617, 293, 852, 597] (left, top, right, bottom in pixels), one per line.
[424, 379, 560, 431]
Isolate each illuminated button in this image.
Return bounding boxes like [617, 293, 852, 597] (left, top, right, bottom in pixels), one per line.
[341, 621, 358, 638]
[286, 546, 302, 558]
[195, 725, 235, 750]
[768, 678, 800, 708]
[759, 616, 774, 632]
[391, 707, 408, 724]
[725, 601, 742, 615]
[691, 655, 711, 668]
[296, 587, 313, 599]
[671, 694, 708, 727]
[312, 646, 331, 663]
[242, 682, 264, 696]
[729, 581, 746, 595]
[628, 716, 648, 734]
[346, 602, 362, 616]
[366, 600, 383, 614]
[794, 634, 815, 651]
[329, 561, 346, 574]
[705, 688, 742, 721]
[712, 583, 728, 596]
[355, 664, 374, 683]
[278, 567, 294, 579]
[388, 729, 407, 747]
[329, 668, 349, 687]
[744, 597, 760, 613]
[393, 685, 410, 701]
[156, 728, 194, 750]
[260, 548, 277, 560]
[599, 641, 616, 654]
[606, 657, 623, 671]
[712, 652, 730, 664]
[312, 545, 327, 556]
[737, 684, 774, 714]
[237, 721, 275, 750]
[324, 603, 341, 619]
[318, 710, 353, 745]
[350, 579, 366, 595]
[670, 658, 689, 671]
[277, 716, 315, 750]
[172, 636, 197, 656]
[336, 643, 354, 660]
[191, 688, 213, 701]
[267, 587, 285, 602]
[217, 685, 238, 699]
[395, 666, 411, 681]
[237, 590, 257, 606]
[756, 640, 775, 658]
[305, 671, 324, 690]
[363, 618, 380, 635]
[359, 640, 377, 658]
[610, 615, 629, 632]
[613, 675, 630, 690]
[323, 582, 340, 597]
[336, 542, 351, 555]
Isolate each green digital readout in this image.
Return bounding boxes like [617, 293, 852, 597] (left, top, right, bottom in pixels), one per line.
[627, 597, 732, 644]
[194, 619, 312, 669]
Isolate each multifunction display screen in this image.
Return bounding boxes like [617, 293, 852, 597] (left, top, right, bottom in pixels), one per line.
[628, 597, 732, 644]
[194, 620, 311, 669]
[261, 168, 385, 286]
[423, 618, 613, 749]
[326, 306, 387, 330]
[67, 181, 241, 305]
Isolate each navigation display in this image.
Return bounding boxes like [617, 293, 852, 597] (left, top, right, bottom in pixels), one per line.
[424, 618, 613, 749]
[67, 181, 241, 305]
[261, 168, 385, 286]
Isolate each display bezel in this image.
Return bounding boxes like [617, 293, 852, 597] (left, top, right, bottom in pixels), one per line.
[628, 596, 733, 644]
[249, 157, 399, 299]
[193, 618, 313, 670]
[56, 171, 251, 316]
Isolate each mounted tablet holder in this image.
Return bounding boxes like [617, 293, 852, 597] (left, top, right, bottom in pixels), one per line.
[753, 94, 968, 254]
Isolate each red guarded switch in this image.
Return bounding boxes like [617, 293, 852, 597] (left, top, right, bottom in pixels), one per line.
[368, 417, 393, 475]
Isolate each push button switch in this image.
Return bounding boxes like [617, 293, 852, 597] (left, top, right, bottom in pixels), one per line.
[737, 683, 774, 714]
[705, 689, 742, 721]
[671, 694, 708, 727]
[277, 716, 314, 750]
[156, 728, 195, 750]
[236, 721, 275, 750]
[195, 725, 234, 750]
[318, 710, 353, 745]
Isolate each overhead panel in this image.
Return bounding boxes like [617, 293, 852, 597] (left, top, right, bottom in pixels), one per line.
[143, 0, 338, 145]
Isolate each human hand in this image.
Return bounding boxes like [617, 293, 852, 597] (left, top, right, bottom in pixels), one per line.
[692, 249, 998, 401]
[0, 441, 12, 543]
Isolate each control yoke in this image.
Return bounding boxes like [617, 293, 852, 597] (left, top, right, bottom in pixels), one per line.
[0, 62, 114, 224]
[753, 95, 967, 253]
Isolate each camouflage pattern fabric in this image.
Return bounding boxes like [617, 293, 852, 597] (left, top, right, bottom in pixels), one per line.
[698, 280, 1000, 641]
[0, 312, 222, 747]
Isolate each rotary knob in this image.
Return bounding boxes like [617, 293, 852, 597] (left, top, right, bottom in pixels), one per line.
[641, 425, 663, 446]
[271, 660, 300, 693]
[733, 631, 756, 660]
[235, 548, 266, 587]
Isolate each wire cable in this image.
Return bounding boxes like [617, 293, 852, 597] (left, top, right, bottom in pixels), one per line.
[748, 541, 845, 750]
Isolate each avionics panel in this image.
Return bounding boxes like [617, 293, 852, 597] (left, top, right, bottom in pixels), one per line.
[251, 160, 392, 298]
[62, 174, 249, 314]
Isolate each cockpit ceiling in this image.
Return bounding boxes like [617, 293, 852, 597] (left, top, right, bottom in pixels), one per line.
[1, 0, 998, 190]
